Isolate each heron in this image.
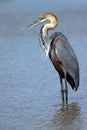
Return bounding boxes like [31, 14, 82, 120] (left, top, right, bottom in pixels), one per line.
[25, 12, 79, 103]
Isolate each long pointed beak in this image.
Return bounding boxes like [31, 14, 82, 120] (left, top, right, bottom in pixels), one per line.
[23, 17, 46, 30]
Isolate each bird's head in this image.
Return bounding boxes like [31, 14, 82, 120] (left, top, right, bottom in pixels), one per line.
[23, 12, 58, 30]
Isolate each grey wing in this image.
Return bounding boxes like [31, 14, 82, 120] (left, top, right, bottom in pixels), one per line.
[55, 38, 79, 87]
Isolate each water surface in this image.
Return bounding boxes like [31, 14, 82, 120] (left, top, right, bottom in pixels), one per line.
[0, 0, 87, 130]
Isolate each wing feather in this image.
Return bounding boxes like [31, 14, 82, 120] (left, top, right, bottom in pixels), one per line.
[51, 32, 79, 87]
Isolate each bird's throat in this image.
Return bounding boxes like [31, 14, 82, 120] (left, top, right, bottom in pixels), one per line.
[39, 27, 51, 56]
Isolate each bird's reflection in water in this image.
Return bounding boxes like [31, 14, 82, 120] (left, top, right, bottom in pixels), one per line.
[50, 102, 82, 130]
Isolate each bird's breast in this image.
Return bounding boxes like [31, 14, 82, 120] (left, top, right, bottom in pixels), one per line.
[49, 43, 64, 78]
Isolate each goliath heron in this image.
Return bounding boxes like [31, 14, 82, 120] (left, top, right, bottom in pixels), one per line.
[25, 12, 79, 103]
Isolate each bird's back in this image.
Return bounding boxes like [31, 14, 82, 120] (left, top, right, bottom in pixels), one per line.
[50, 32, 79, 90]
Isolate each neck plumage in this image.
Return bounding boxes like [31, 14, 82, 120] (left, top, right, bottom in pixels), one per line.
[39, 26, 51, 56]
[38, 16, 58, 56]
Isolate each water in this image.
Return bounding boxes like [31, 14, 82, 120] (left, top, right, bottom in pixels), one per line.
[0, 0, 87, 130]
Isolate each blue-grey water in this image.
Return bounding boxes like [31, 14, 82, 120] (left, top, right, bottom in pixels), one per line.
[0, 0, 87, 130]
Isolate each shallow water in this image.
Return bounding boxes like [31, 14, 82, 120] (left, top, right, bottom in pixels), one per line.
[0, 0, 87, 130]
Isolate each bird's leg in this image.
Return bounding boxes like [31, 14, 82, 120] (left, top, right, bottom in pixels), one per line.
[59, 76, 65, 103]
[65, 74, 68, 103]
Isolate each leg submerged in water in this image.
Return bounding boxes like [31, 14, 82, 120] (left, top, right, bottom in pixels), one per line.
[59, 69, 68, 104]
[65, 77, 68, 103]
[59, 76, 65, 103]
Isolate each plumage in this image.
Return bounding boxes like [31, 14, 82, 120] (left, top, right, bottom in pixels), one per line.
[50, 32, 79, 90]
[26, 12, 80, 103]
